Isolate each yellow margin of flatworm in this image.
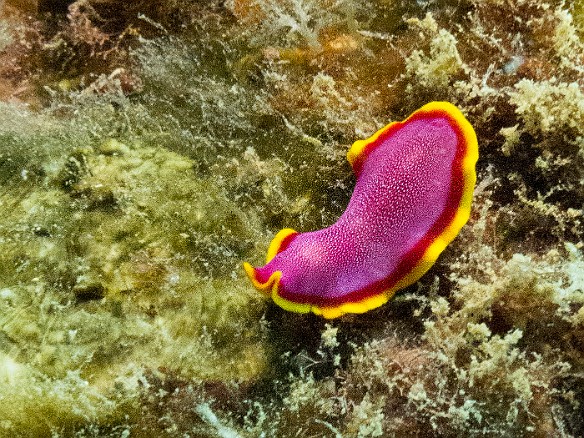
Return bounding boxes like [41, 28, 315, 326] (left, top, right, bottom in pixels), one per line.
[265, 228, 297, 263]
[247, 102, 478, 319]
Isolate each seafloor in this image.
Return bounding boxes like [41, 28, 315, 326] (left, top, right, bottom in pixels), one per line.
[0, 0, 583, 436]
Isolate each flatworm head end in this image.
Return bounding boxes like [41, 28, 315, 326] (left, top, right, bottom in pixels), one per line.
[243, 262, 314, 314]
[243, 227, 298, 299]
[265, 228, 298, 263]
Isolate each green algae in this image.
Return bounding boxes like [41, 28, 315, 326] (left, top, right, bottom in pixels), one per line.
[0, 88, 269, 435]
[0, 0, 584, 436]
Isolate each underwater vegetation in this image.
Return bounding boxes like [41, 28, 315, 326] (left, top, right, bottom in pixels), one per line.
[0, 0, 583, 436]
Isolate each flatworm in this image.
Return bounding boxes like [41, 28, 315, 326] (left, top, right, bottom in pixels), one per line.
[244, 101, 478, 319]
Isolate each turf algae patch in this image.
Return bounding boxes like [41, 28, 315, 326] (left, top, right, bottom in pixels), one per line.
[0, 108, 269, 434]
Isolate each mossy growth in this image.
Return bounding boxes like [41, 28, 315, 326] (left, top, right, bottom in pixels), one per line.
[0, 92, 269, 435]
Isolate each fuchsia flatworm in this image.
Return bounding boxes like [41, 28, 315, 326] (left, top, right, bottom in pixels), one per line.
[244, 102, 478, 318]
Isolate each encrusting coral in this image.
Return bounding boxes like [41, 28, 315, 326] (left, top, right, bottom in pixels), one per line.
[0, 0, 583, 436]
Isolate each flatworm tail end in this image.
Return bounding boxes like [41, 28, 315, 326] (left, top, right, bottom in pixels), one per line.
[391, 101, 478, 293]
[327, 101, 477, 318]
